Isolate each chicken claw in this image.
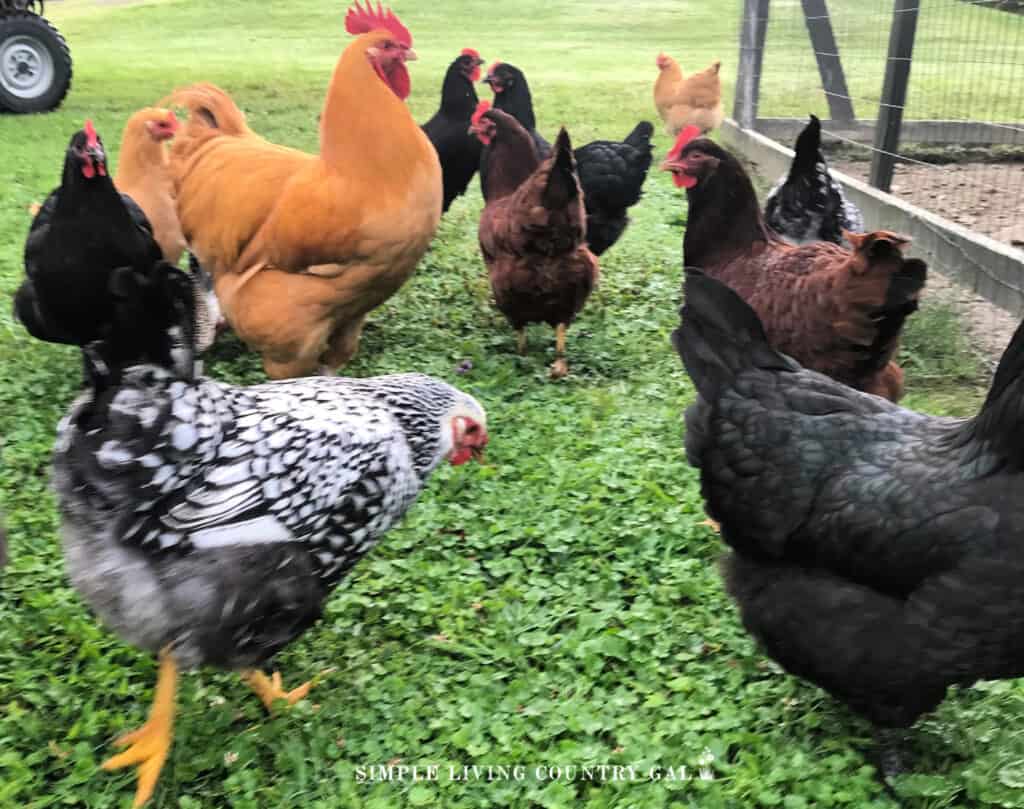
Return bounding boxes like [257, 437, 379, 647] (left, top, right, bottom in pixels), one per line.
[101, 649, 178, 808]
[698, 518, 721, 534]
[241, 670, 314, 713]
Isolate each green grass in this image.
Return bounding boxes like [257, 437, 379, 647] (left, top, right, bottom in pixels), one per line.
[756, 0, 1024, 124]
[0, 0, 1008, 807]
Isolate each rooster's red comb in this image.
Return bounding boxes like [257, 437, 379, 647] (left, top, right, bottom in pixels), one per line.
[666, 125, 702, 160]
[471, 99, 492, 127]
[84, 119, 99, 149]
[461, 47, 481, 60]
[344, 1, 412, 47]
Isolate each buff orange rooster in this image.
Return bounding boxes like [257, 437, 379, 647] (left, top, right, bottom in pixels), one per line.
[167, 2, 441, 379]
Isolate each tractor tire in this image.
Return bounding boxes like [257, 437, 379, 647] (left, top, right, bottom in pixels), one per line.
[0, 11, 71, 113]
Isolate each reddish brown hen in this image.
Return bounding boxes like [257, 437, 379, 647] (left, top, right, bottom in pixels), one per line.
[662, 128, 926, 401]
[471, 102, 598, 378]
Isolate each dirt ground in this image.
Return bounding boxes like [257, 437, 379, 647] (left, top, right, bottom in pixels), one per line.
[834, 159, 1024, 364]
[834, 160, 1024, 248]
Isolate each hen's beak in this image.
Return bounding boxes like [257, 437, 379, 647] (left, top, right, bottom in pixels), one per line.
[404, 47, 418, 61]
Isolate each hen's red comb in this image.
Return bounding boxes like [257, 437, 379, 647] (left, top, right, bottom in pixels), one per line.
[666, 125, 702, 160]
[344, 1, 411, 46]
[487, 60, 502, 75]
[84, 119, 99, 149]
[461, 47, 480, 59]
[471, 99, 491, 127]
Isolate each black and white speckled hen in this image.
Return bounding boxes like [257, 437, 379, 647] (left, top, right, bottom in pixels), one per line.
[52, 263, 488, 806]
[763, 115, 864, 246]
[674, 268, 1024, 777]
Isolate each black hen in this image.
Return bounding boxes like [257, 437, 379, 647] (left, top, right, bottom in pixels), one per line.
[422, 48, 487, 212]
[482, 61, 653, 254]
[763, 115, 864, 245]
[573, 121, 654, 255]
[14, 121, 163, 346]
[675, 268, 1024, 775]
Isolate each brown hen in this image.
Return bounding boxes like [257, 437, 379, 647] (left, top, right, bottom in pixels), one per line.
[662, 130, 926, 401]
[471, 103, 598, 378]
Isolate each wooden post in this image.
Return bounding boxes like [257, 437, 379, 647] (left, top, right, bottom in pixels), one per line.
[869, 0, 920, 191]
[734, 0, 770, 129]
[801, 0, 855, 122]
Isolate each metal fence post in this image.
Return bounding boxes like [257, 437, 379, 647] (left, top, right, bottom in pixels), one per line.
[869, 0, 919, 191]
[734, 0, 770, 129]
[801, 0, 855, 122]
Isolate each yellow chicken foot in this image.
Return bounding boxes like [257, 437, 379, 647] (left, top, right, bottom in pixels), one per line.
[517, 328, 527, 356]
[101, 648, 178, 808]
[550, 323, 569, 379]
[240, 669, 313, 713]
[698, 518, 721, 534]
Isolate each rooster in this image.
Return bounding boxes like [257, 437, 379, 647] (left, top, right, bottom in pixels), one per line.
[422, 48, 486, 212]
[662, 128, 926, 401]
[653, 53, 724, 136]
[676, 268, 1024, 777]
[166, 1, 442, 379]
[53, 261, 488, 807]
[764, 115, 865, 246]
[481, 61, 653, 256]
[471, 103, 598, 378]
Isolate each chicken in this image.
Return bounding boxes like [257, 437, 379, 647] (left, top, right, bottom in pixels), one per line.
[13, 120, 163, 346]
[471, 103, 598, 378]
[653, 53, 723, 137]
[113, 107, 187, 263]
[13, 121, 218, 357]
[111, 107, 226, 346]
[675, 267, 1024, 776]
[481, 61, 551, 162]
[661, 128, 926, 401]
[572, 121, 654, 255]
[482, 61, 654, 255]
[764, 115, 865, 246]
[166, 1, 442, 379]
[422, 48, 486, 212]
[53, 261, 488, 807]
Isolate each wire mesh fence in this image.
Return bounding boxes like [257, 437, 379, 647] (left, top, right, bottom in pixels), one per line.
[748, 0, 1023, 247]
[732, 0, 1024, 343]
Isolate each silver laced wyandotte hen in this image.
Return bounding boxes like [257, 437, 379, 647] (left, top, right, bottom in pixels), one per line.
[52, 263, 488, 806]
[674, 268, 1024, 779]
[763, 114, 864, 246]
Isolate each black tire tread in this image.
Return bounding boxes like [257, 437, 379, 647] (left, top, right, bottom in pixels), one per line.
[0, 9, 72, 113]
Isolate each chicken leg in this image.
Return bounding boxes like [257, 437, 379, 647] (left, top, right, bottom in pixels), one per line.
[240, 669, 313, 713]
[101, 648, 178, 808]
[550, 323, 569, 379]
[517, 328, 527, 355]
[320, 314, 368, 374]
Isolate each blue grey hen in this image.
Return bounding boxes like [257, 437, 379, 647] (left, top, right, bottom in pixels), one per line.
[675, 268, 1024, 778]
[52, 263, 488, 806]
